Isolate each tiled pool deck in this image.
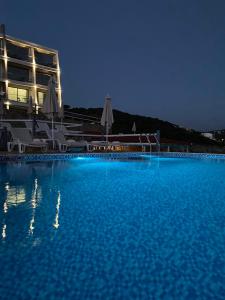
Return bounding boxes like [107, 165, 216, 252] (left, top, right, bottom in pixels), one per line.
[1, 151, 225, 162]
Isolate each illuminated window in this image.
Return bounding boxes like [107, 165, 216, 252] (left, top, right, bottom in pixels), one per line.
[8, 86, 28, 103]
[8, 87, 17, 101]
[18, 89, 28, 102]
[37, 91, 46, 106]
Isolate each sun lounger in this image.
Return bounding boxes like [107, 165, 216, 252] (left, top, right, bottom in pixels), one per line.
[8, 128, 48, 153]
[54, 131, 88, 152]
[25, 121, 33, 131]
[36, 121, 52, 138]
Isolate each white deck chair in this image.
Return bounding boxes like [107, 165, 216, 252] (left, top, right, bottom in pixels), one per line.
[8, 128, 48, 153]
[25, 121, 33, 131]
[55, 131, 88, 152]
[37, 121, 52, 138]
[1, 122, 12, 130]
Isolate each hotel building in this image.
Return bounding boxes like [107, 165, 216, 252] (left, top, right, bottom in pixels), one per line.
[0, 25, 62, 112]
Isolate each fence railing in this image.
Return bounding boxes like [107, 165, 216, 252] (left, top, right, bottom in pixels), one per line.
[64, 110, 100, 123]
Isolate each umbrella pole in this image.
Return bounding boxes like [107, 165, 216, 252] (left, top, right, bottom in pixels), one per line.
[52, 116, 54, 149]
[106, 122, 109, 152]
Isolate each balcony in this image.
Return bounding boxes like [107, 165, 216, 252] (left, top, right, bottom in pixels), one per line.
[8, 64, 31, 83]
[6, 41, 30, 62]
[35, 50, 56, 68]
[36, 72, 51, 86]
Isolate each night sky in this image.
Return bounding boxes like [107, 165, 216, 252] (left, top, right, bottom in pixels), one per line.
[1, 0, 225, 130]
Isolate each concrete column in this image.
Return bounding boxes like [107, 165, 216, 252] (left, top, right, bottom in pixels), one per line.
[1, 25, 8, 99]
[31, 47, 37, 104]
[55, 52, 62, 109]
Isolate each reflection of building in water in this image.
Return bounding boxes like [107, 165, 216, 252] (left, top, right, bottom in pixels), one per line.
[3, 201, 7, 213]
[29, 178, 38, 235]
[5, 185, 26, 206]
[1, 177, 43, 239]
[2, 224, 6, 239]
[1, 173, 62, 239]
[53, 191, 61, 229]
[31, 178, 38, 209]
[2, 183, 26, 240]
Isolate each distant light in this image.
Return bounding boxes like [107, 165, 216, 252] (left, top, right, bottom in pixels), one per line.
[5, 101, 10, 110]
[35, 105, 39, 115]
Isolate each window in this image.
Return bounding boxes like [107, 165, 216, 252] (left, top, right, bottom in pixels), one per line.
[35, 50, 56, 68]
[8, 64, 30, 82]
[37, 91, 46, 106]
[8, 87, 17, 101]
[8, 86, 28, 103]
[0, 61, 4, 78]
[6, 41, 29, 61]
[36, 72, 51, 86]
[0, 38, 4, 56]
[18, 89, 28, 102]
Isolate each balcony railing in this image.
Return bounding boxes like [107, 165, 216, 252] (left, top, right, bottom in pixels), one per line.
[8, 97, 29, 103]
[7, 41, 30, 62]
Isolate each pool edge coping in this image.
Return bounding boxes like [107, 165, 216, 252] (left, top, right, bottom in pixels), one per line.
[1, 151, 225, 162]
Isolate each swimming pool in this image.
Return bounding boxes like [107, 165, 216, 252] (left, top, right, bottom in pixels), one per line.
[1, 155, 225, 299]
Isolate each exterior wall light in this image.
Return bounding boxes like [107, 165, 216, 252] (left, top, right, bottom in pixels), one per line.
[5, 101, 10, 110]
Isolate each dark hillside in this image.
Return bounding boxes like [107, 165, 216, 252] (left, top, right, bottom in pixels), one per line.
[65, 106, 220, 146]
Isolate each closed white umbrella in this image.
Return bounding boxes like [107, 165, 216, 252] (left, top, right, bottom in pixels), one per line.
[101, 95, 114, 143]
[43, 77, 59, 147]
[132, 121, 136, 134]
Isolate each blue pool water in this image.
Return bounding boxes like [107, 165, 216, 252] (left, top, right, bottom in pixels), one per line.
[1, 156, 225, 299]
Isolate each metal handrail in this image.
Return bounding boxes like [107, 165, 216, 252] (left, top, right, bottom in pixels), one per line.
[64, 113, 100, 123]
[64, 110, 99, 120]
[0, 119, 161, 148]
[153, 134, 160, 152]
[145, 134, 152, 153]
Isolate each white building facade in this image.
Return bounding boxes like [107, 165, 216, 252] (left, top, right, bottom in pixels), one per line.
[0, 25, 62, 112]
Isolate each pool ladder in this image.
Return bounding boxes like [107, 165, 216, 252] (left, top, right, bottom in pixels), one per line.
[139, 133, 160, 154]
[139, 134, 152, 153]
